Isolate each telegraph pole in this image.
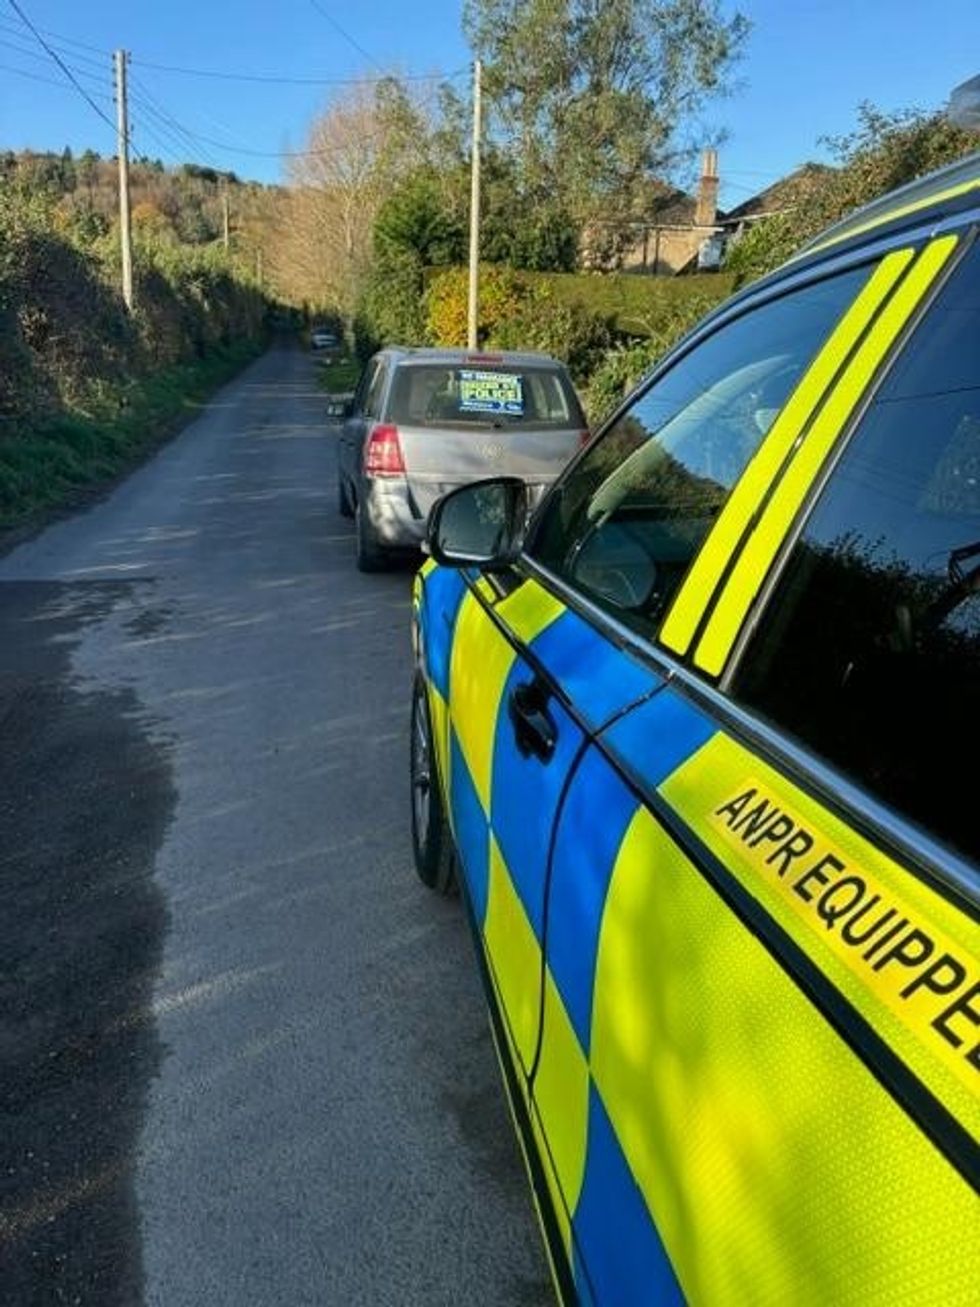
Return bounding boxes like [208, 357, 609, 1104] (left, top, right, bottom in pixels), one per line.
[467, 59, 482, 350]
[222, 186, 230, 251]
[114, 49, 133, 311]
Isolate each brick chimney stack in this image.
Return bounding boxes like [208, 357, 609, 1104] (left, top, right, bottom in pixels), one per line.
[695, 148, 719, 227]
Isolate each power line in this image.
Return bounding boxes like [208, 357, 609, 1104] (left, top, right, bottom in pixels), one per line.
[127, 96, 203, 167]
[129, 117, 186, 169]
[2, 5, 464, 169]
[5, 0, 117, 136]
[0, 34, 110, 86]
[308, 0, 383, 74]
[0, 58, 91, 91]
[114, 87, 319, 160]
[138, 122, 360, 160]
[128, 55, 463, 87]
[0, 18, 109, 70]
[119, 79, 451, 162]
[724, 167, 787, 179]
[129, 79, 225, 171]
[0, 12, 108, 57]
[0, 13, 463, 90]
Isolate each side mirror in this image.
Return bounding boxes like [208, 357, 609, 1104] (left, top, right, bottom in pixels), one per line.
[426, 477, 528, 571]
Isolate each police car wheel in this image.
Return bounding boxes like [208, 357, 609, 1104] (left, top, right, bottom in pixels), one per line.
[410, 676, 456, 895]
[355, 500, 388, 572]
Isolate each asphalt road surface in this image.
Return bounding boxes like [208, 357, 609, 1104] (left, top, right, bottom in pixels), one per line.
[0, 342, 552, 1307]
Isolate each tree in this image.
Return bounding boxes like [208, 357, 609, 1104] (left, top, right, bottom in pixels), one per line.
[726, 103, 979, 284]
[272, 79, 434, 314]
[375, 169, 466, 267]
[132, 200, 177, 244]
[464, 0, 749, 256]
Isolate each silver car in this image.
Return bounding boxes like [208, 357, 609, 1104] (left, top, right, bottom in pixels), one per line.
[335, 348, 588, 571]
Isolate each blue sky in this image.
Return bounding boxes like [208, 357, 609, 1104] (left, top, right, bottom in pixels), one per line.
[1, 0, 978, 208]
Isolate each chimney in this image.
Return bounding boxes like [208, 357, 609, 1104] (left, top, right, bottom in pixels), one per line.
[695, 148, 719, 228]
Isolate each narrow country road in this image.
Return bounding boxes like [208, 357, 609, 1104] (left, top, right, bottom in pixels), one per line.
[0, 342, 551, 1307]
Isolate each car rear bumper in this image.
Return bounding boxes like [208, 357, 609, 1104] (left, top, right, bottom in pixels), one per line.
[362, 478, 427, 548]
[362, 473, 558, 549]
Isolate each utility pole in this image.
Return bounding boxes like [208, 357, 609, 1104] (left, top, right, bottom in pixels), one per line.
[467, 59, 482, 350]
[114, 49, 133, 311]
[255, 248, 263, 287]
[222, 186, 230, 251]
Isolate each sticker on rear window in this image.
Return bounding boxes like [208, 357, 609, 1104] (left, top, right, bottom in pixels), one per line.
[458, 370, 524, 415]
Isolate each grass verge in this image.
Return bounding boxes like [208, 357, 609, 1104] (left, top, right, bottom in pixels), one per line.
[0, 339, 264, 530]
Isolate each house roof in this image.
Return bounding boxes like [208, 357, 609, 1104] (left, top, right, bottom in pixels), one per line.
[645, 181, 700, 226]
[723, 162, 834, 223]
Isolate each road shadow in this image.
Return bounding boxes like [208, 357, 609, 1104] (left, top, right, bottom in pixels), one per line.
[0, 581, 174, 1306]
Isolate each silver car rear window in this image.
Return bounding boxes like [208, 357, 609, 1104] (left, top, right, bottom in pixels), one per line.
[387, 364, 583, 430]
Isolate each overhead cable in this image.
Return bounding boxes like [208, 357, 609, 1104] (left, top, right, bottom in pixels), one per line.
[129, 56, 465, 87]
[307, 0, 384, 74]
[5, 0, 118, 136]
[0, 12, 109, 57]
[0, 33, 109, 85]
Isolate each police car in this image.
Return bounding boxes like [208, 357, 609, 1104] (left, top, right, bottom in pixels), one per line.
[410, 151, 980, 1305]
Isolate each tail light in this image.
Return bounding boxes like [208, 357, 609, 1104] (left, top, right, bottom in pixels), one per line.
[364, 423, 405, 476]
[579, 429, 592, 448]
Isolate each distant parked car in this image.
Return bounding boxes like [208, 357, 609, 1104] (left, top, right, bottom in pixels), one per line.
[310, 325, 340, 351]
[336, 348, 588, 571]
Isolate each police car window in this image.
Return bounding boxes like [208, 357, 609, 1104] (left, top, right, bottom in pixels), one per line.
[733, 241, 980, 864]
[527, 264, 871, 638]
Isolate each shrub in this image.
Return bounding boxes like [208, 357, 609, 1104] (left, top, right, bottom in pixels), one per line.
[358, 247, 428, 353]
[425, 264, 529, 347]
[423, 265, 615, 383]
[726, 104, 979, 286]
[0, 181, 267, 433]
[583, 288, 722, 425]
[493, 294, 615, 384]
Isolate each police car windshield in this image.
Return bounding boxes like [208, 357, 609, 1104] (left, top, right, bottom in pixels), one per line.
[388, 364, 583, 431]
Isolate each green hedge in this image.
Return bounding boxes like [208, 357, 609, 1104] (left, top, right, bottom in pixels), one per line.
[0, 340, 262, 527]
[0, 183, 270, 525]
[519, 269, 735, 337]
[422, 265, 735, 341]
[1, 185, 268, 428]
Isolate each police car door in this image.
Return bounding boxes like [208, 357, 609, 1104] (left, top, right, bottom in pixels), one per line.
[524, 234, 979, 1303]
[444, 568, 657, 1087]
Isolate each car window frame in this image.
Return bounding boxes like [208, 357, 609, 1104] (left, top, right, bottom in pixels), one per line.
[715, 226, 980, 875]
[514, 215, 980, 911]
[522, 252, 883, 646]
[718, 227, 979, 695]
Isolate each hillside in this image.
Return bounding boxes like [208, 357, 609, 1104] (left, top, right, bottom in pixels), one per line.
[1, 149, 278, 262]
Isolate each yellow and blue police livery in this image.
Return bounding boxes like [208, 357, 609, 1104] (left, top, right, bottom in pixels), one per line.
[410, 151, 980, 1306]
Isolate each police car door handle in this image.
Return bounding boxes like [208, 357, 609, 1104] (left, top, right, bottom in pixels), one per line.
[508, 680, 557, 761]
